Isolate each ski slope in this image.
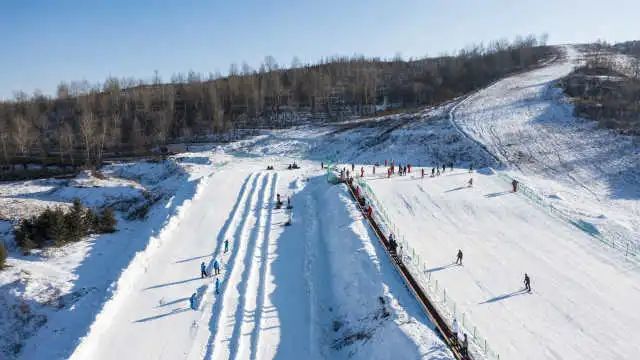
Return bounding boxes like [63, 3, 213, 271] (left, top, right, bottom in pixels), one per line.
[69, 157, 452, 360]
[366, 168, 640, 360]
[452, 45, 640, 252]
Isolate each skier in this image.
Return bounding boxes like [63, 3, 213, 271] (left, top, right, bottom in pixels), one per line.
[200, 261, 208, 278]
[276, 193, 283, 208]
[524, 273, 531, 292]
[224, 239, 229, 253]
[321, 161, 324, 169]
[421, 168, 425, 179]
[407, 164, 411, 173]
[351, 163, 355, 172]
[436, 168, 440, 176]
[189, 292, 197, 310]
[432, 167, 435, 177]
[372, 165, 376, 175]
[360, 167, 364, 178]
[455, 249, 463, 265]
[462, 334, 469, 356]
[387, 167, 391, 178]
[468, 177, 473, 187]
[442, 164, 446, 172]
[215, 277, 220, 294]
[213, 258, 220, 275]
[512, 179, 518, 192]
[451, 318, 459, 344]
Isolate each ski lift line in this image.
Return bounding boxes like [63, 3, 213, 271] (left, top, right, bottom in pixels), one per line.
[342, 178, 472, 360]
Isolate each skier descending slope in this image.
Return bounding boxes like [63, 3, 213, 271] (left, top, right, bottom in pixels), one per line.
[215, 277, 220, 294]
[224, 239, 229, 253]
[524, 273, 531, 292]
[455, 249, 463, 265]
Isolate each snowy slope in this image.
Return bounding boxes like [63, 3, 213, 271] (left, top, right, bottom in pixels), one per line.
[452, 45, 640, 253]
[68, 157, 452, 360]
[366, 168, 640, 360]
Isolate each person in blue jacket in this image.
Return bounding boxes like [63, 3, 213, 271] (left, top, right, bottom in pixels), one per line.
[200, 261, 208, 278]
[189, 292, 197, 310]
[213, 259, 220, 275]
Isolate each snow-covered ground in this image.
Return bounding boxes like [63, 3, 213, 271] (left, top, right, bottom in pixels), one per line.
[2, 43, 639, 360]
[70, 158, 451, 360]
[0, 155, 222, 358]
[364, 168, 640, 359]
[452, 45, 640, 254]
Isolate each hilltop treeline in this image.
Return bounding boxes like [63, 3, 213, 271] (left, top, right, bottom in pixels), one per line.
[0, 34, 551, 167]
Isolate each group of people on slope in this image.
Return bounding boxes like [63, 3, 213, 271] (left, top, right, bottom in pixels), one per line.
[189, 239, 230, 310]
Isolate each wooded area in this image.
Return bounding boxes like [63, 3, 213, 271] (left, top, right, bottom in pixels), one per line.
[0, 35, 551, 168]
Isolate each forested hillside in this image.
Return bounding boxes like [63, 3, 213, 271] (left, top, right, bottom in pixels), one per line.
[0, 35, 551, 168]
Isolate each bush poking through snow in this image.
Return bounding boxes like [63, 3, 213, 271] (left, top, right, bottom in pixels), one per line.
[14, 198, 118, 251]
[0, 241, 7, 269]
[97, 208, 117, 233]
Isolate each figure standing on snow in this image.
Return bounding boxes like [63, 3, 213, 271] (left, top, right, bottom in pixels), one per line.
[189, 292, 197, 310]
[524, 273, 531, 292]
[200, 261, 208, 278]
[224, 239, 229, 253]
[462, 333, 469, 356]
[360, 167, 364, 178]
[468, 177, 473, 187]
[451, 318, 459, 344]
[442, 164, 446, 172]
[512, 179, 519, 192]
[432, 167, 435, 177]
[213, 259, 220, 275]
[215, 277, 220, 294]
[455, 249, 463, 265]
[421, 168, 425, 178]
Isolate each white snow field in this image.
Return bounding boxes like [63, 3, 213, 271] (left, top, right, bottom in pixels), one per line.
[69, 158, 452, 360]
[452, 45, 640, 254]
[366, 168, 640, 360]
[3, 44, 640, 360]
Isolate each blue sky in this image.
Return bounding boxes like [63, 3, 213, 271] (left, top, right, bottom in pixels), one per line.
[1, 0, 638, 99]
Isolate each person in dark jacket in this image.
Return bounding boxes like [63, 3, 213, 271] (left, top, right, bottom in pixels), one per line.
[456, 249, 463, 265]
[524, 273, 531, 292]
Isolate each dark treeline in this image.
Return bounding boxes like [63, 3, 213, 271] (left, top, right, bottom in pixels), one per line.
[0, 34, 551, 167]
[562, 51, 640, 135]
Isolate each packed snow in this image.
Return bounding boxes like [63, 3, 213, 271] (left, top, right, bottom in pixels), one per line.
[1, 44, 639, 360]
